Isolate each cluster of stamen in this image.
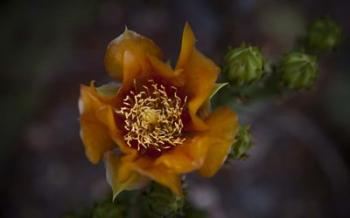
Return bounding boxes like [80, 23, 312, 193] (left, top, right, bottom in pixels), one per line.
[116, 80, 187, 152]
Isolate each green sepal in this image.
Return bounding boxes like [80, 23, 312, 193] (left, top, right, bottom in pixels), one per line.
[210, 82, 229, 99]
[96, 82, 120, 97]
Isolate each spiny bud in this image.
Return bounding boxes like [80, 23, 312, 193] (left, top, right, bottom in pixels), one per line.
[91, 200, 124, 218]
[306, 18, 342, 53]
[228, 125, 254, 160]
[142, 182, 185, 218]
[279, 52, 318, 90]
[63, 194, 124, 218]
[223, 45, 264, 86]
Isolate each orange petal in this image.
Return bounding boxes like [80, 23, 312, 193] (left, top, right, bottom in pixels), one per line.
[79, 85, 115, 164]
[80, 120, 114, 164]
[176, 23, 220, 131]
[95, 105, 134, 154]
[147, 55, 184, 86]
[198, 107, 239, 177]
[105, 28, 162, 81]
[79, 84, 133, 163]
[155, 106, 236, 176]
[133, 157, 183, 196]
[176, 23, 196, 69]
[155, 136, 208, 174]
[105, 151, 148, 200]
[121, 50, 144, 89]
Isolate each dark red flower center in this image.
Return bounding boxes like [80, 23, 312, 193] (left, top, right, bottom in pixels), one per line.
[116, 79, 188, 156]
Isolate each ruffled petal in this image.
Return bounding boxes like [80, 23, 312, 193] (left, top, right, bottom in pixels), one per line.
[155, 136, 208, 174]
[95, 105, 134, 154]
[155, 107, 237, 176]
[105, 151, 148, 200]
[147, 55, 184, 86]
[79, 84, 133, 163]
[176, 23, 220, 131]
[105, 29, 162, 81]
[176, 23, 196, 69]
[79, 85, 115, 164]
[198, 107, 239, 177]
[132, 157, 183, 196]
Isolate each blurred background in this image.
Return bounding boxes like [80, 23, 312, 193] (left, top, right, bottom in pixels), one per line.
[1, 0, 349, 217]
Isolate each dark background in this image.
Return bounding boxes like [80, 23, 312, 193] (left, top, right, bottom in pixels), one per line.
[1, 0, 349, 217]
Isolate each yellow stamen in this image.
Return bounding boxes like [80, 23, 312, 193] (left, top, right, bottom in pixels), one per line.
[116, 80, 187, 151]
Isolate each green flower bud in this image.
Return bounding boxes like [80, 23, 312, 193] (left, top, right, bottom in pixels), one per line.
[279, 52, 318, 90]
[223, 45, 264, 86]
[228, 125, 254, 160]
[306, 18, 342, 53]
[142, 182, 185, 218]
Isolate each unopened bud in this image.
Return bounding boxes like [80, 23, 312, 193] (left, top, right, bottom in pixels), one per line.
[279, 52, 318, 90]
[223, 45, 264, 86]
[306, 18, 342, 53]
[142, 182, 185, 218]
[228, 125, 254, 160]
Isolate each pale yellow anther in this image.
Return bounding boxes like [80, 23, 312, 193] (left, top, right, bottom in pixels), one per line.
[115, 80, 187, 151]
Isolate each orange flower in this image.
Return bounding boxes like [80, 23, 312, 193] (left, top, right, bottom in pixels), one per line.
[79, 23, 239, 197]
